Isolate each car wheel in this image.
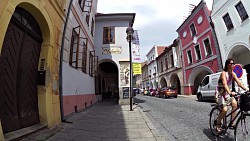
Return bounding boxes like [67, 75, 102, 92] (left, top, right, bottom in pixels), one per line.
[174, 95, 177, 98]
[197, 93, 203, 102]
[163, 94, 166, 99]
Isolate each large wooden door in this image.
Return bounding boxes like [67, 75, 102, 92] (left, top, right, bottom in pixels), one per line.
[0, 7, 42, 133]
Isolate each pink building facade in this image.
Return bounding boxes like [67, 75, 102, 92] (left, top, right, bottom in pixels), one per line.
[176, 0, 222, 95]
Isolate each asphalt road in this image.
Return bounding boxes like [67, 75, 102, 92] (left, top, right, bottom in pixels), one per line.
[134, 94, 235, 141]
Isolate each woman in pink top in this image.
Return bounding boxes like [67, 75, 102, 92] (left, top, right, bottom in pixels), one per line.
[216, 58, 249, 132]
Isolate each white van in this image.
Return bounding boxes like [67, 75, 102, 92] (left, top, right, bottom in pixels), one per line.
[197, 66, 249, 102]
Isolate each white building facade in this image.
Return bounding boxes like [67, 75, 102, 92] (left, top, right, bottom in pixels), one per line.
[61, 0, 98, 117]
[146, 46, 166, 90]
[211, 0, 250, 65]
[95, 13, 136, 105]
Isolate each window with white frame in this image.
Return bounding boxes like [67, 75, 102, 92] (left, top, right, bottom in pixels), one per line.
[69, 29, 79, 68]
[187, 50, 193, 64]
[235, 1, 249, 22]
[194, 44, 202, 61]
[103, 27, 115, 44]
[203, 38, 212, 57]
[223, 13, 234, 31]
[190, 23, 197, 37]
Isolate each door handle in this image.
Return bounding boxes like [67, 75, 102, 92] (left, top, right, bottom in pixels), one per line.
[208, 85, 210, 89]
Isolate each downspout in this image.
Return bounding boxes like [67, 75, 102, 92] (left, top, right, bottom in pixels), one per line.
[59, 0, 73, 121]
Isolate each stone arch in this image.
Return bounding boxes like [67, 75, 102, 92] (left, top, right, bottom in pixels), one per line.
[170, 73, 181, 94]
[188, 65, 213, 85]
[227, 42, 250, 65]
[188, 65, 213, 95]
[98, 59, 119, 100]
[159, 77, 167, 88]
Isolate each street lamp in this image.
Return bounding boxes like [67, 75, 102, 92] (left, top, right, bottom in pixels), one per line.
[126, 27, 134, 111]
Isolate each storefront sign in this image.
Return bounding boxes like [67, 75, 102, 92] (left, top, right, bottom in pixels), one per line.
[102, 47, 121, 54]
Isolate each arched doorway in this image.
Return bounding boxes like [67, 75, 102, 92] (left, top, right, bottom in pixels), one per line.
[170, 74, 181, 94]
[98, 61, 118, 101]
[159, 77, 167, 88]
[0, 7, 42, 133]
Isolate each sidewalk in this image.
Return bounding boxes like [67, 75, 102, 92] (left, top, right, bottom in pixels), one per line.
[20, 100, 165, 141]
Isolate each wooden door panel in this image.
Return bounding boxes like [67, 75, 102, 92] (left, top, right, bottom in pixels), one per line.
[18, 33, 41, 128]
[0, 22, 24, 133]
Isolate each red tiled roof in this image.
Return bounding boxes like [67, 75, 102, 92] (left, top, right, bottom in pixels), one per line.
[156, 46, 166, 56]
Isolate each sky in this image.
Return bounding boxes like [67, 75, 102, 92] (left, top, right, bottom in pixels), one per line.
[97, 0, 213, 61]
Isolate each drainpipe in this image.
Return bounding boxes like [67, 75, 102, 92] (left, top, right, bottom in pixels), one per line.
[59, 0, 73, 121]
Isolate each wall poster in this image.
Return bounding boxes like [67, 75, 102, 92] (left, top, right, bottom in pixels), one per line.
[119, 62, 130, 87]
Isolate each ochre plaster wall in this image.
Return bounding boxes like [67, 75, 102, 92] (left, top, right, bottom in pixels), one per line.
[0, 0, 67, 139]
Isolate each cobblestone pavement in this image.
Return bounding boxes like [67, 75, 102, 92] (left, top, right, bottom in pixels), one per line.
[20, 99, 167, 141]
[135, 94, 236, 141]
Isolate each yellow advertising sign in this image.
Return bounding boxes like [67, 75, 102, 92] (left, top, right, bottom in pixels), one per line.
[133, 63, 142, 74]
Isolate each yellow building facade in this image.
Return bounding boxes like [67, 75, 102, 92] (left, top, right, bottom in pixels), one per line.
[0, 0, 67, 140]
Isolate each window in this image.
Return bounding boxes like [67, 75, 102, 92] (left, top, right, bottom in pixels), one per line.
[223, 13, 234, 31]
[154, 66, 156, 73]
[170, 54, 174, 67]
[201, 76, 209, 86]
[89, 52, 94, 77]
[165, 58, 168, 70]
[190, 23, 197, 37]
[187, 50, 193, 64]
[103, 27, 115, 44]
[69, 30, 79, 68]
[194, 45, 202, 60]
[235, 1, 249, 22]
[82, 41, 87, 73]
[78, 0, 85, 12]
[86, 13, 90, 26]
[91, 18, 94, 36]
[160, 61, 163, 72]
[203, 38, 212, 56]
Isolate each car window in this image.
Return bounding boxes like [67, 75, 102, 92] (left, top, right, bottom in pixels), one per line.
[201, 76, 209, 86]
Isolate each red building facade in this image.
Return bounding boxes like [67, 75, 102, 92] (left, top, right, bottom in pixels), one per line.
[176, 0, 222, 95]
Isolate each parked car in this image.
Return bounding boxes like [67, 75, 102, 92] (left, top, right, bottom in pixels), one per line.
[151, 89, 157, 97]
[159, 87, 178, 98]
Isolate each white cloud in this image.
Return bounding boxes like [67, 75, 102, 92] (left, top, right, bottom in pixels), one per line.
[97, 0, 213, 57]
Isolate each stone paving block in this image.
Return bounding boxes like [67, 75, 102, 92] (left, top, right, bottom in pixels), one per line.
[140, 131, 154, 138]
[129, 137, 156, 141]
[47, 136, 70, 141]
[50, 132, 82, 140]
[101, 137, 127, 141]
[73, 136, 101, 141]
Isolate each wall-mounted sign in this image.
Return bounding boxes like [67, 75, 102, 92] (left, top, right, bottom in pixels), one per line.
[123, 87, 129, 99]
[102, 47, 121, 54]
[133, 63, 142, 74]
